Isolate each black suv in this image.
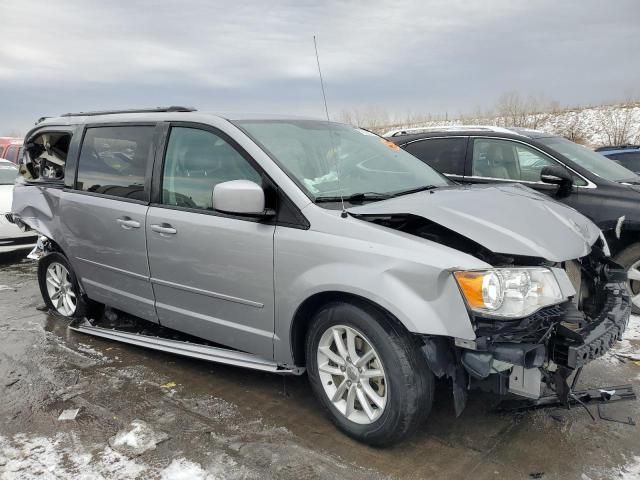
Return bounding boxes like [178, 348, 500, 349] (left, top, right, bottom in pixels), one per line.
[386, 126, 640, 312]
[596, 145, 640, 175]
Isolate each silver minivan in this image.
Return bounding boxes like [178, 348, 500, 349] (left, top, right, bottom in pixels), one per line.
[11, 107, 631, 445]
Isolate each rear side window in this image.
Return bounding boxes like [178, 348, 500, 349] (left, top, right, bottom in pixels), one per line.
[403, 138, 467, 176]
[161, 127, 261, 210]
[76, 126, 154, 200]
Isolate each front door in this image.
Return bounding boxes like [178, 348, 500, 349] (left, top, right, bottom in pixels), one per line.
[146, 125, 275, 359]
[62, 125, 158, 322]
[465, 137, 585, 211]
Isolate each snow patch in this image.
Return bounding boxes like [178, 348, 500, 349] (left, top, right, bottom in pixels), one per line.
[623, 315, 640, 342]
[0, 433, 147, 480]
[611, 456, 640, 480]
[160, 458, 209, 480]
[76, 342, 109, 361]
[380, 103, 640, 147]
[601, 315, 640, 363]
[108, 419, 169, 457]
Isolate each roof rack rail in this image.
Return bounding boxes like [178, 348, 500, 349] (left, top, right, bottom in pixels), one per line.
[382, 125, 519, 138]
[60, 106, 197, 117]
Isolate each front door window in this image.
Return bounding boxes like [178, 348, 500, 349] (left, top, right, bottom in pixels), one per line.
[161, 127, 262, 211]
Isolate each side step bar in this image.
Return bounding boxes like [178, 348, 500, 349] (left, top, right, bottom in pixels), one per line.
[69, 323, 304, 375]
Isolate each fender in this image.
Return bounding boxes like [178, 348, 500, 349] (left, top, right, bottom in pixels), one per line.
[272, 239, 484, 366]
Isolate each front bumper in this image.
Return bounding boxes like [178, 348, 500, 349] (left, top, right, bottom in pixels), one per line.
[423, 251, 631, 412]
[466, 278, 630, 373]
[549, 282, 630, 368]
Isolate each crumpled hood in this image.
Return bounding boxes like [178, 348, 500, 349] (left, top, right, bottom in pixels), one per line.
[348, 183, 601, 262]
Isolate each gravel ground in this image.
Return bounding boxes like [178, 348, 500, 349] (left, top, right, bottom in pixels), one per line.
[0, 252, 639, 480]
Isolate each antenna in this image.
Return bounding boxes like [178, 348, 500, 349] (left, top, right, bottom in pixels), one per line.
[313, 35, 347, 217]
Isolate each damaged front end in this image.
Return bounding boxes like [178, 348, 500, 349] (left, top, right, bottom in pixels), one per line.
[423, 245, 631, 415]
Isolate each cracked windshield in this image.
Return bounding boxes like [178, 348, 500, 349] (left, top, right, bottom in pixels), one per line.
[237, 120, 450, 202]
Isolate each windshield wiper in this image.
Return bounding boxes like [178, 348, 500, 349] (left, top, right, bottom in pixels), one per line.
[389, 185, 439, 197]
[315, 186, 439, 203]
[315, 192, 391, 203]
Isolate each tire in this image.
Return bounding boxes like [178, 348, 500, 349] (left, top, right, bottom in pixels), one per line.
[613, 243, 640, 314]
[305, 301, 434, 446]
[37, 252, 88, 319]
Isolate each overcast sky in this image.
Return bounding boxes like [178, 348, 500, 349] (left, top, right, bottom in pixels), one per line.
[1, 0, 639, 134]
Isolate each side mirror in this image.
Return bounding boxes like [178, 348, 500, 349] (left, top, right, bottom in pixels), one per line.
[540, 165, 573, 186]
[212, 180, 272, 217]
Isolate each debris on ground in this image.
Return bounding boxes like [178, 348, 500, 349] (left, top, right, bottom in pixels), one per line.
[108, 419, 169, 457]
[54, 382, 90, 401]
[160, 381, 177, 389]
[4, 373, 21, 388]
[58, 408, 80, 421]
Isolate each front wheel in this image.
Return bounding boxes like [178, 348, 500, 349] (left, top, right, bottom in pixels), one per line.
[613, 243, 640, 314]
[305, 301, 433, 446]
[37, 252, 87, 319]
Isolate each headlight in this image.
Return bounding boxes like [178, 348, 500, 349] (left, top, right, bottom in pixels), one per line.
[453, 268, 564, 319]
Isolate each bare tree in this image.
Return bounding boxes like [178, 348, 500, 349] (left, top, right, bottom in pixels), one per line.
[492, 91, 557, 129]
[596, 101, 640, 146]
[557, 112, 589, 145]
[337, 106, 391, 132]
[493, 91, 529, 127]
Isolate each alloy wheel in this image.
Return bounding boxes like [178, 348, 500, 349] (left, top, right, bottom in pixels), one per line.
[316, 325, 387, 424]
[45, 262, 77, 316]
[628, 259, 640, 311]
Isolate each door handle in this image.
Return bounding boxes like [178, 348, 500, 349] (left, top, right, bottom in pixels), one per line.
[117, 217, 141, 229]
[150, 223, 177, 235]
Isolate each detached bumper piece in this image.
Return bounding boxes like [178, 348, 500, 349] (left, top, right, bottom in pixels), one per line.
[494, 384, 636, 413]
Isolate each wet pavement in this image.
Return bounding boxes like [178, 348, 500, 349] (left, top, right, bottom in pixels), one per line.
[0, 253, 639, 479]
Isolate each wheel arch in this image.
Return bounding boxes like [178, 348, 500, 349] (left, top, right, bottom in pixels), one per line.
[289, 290, 409, 367]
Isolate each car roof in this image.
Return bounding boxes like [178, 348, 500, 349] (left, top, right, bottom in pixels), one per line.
[599, 147, 640, 155]
[33, 107, 323, 129]
[383, 125, 556, 141]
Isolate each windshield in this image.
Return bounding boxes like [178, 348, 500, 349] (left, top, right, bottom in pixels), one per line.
[235, 120, 451, 201]
[0, 164, 18, 185]
[608, 152, 640, 173]
[539, 137, 640, 183]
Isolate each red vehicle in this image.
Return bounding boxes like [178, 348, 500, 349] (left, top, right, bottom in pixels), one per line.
[0, 138, 23, 164]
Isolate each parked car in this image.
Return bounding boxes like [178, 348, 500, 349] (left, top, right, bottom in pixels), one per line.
[386, 126, 640, 313]
[0, 137, 22, 163]
[0, 159, 38, 254]
[11, 109, 630, 445]
[596, 145, 640, 175]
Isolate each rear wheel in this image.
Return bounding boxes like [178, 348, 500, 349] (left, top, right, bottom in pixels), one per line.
[614, 243, 640, 314]
[305, 301, 433, 446]
[38, 252, 88, 319]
